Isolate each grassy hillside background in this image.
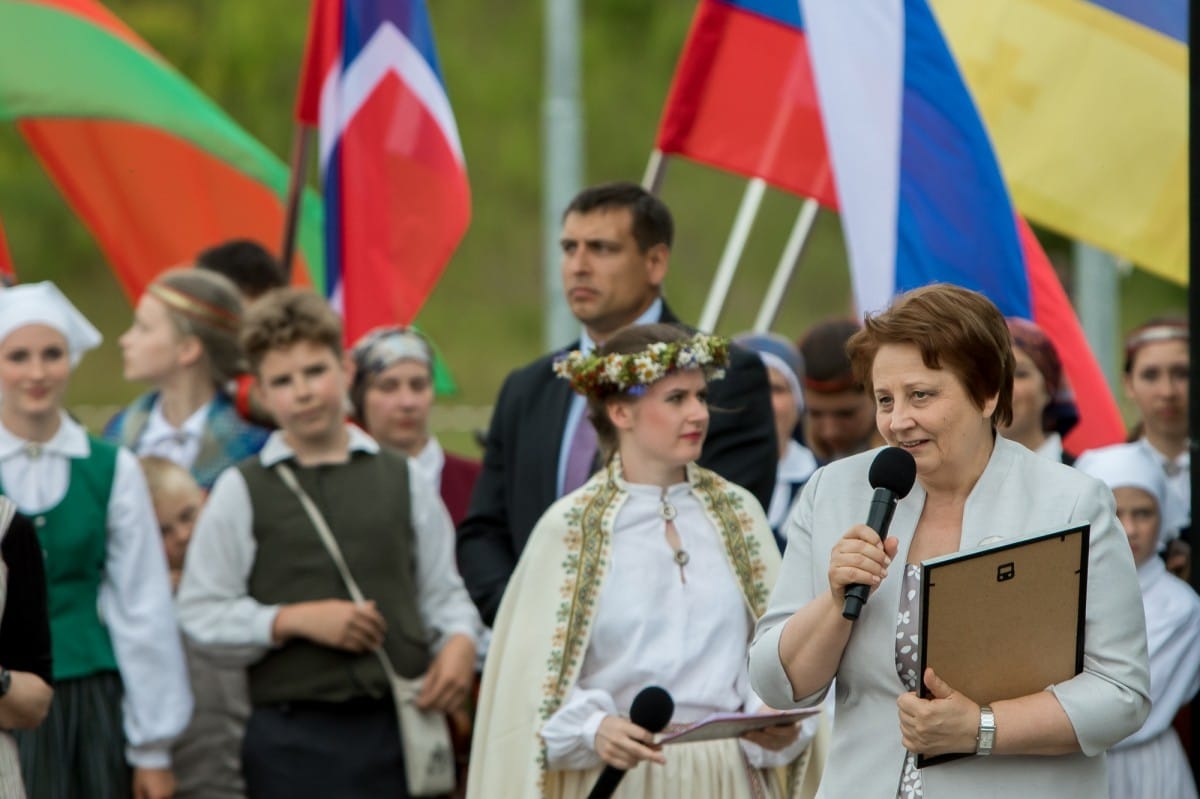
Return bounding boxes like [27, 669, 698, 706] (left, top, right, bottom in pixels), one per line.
[0, 0, 1185, 454]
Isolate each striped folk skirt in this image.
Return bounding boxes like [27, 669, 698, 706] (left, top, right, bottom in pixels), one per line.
[14, 672, 129, 799]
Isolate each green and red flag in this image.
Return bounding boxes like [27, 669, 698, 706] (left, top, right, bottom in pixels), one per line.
[0, 0, 324, 295]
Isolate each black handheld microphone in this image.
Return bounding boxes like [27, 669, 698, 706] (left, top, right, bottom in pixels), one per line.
[842, 447, 917, 621]
[586, 685, 675, 799]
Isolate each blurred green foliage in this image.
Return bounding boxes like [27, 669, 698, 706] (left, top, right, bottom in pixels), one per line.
[0, 0, 1185, 450]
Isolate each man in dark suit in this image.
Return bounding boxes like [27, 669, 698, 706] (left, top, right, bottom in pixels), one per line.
[457, 181, 776, 624]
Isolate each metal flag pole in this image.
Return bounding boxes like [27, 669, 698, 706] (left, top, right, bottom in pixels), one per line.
[542, 0, 583, 351]
[697, 177, 767, 332]
[642, 149, 668, 194]
[753, 198, 820, 332]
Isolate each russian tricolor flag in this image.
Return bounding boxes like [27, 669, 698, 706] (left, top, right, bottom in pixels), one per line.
[656, 0, 1124, 453]
[798, 0, 1124, 452]
[656, 0, 835, 207]
[296, 0, 469, 342]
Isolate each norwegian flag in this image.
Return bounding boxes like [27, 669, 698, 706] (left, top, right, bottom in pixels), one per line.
[296, 0, 470, 342]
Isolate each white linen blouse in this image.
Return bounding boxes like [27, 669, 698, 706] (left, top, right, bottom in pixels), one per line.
[540, 478, 812, 771]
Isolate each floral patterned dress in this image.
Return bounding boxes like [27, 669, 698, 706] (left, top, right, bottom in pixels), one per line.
[895, 564, 924, 798]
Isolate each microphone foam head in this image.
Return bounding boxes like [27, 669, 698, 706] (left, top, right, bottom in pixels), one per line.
[868, 447, 917, 497]
[629, 686, 675, 733]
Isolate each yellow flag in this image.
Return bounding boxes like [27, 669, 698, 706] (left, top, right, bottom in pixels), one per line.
[932, 0, 1186, 285]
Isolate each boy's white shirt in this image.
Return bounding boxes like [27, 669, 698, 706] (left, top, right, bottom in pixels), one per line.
[176, 424, 481, 664]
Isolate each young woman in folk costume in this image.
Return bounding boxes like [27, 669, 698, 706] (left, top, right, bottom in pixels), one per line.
[1076, 444, 1200, 799]
[0, 282, 190, 799]
[468, 323, 823, 799]
[106, 268, 270, 490]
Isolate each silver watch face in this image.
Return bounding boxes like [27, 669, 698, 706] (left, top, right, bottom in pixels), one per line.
[977, 707, 996, 754]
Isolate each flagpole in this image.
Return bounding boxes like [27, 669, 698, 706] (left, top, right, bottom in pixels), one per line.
[753, 198, 820, 332]
[697, 177, 766, 332]
[279, 124, 313, 282]
[642, 149, 668, 195]
[542, 0, 583, 350]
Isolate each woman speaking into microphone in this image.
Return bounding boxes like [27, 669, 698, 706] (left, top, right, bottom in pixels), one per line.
[749, 284, 1150, 798]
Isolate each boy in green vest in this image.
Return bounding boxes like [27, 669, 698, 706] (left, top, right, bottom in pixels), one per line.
[177, 289, 480, 798]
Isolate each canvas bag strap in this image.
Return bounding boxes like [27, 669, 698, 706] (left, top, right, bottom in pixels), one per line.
[274, 463, 413, 693]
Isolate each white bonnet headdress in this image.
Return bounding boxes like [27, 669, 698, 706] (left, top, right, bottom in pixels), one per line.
[0, 282, 102, 367]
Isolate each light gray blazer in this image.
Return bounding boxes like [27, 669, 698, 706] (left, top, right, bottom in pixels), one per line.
[750, 437, 1150, 799]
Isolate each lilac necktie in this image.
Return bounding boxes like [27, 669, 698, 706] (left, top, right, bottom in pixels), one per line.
[562, 415, 599, 495]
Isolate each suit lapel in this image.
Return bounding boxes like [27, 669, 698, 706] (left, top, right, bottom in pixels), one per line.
[535, 346, 579, 505]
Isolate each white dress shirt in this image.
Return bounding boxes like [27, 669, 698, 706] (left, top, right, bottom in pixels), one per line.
[768, 440, 818, 531]
[540, 478, 813, 770]
[136, 397, 212, 470]
[177, 425, 480, 663]
[0, 413, 192, 769]
[412, 436, 446, 492]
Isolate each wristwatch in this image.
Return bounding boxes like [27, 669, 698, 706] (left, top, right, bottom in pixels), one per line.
[975, 705, 995, 756]
[0, 668, 12, 698]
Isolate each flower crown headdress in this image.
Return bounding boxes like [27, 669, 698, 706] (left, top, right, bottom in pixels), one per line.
[553, 332, 731, 399]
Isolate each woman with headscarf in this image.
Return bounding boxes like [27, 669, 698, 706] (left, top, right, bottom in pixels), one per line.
[350, 326, 480, 527]
[1001, 318, 1080, 464]
[733, 332, 817, 550]
[1077, 444, 1200, 799]
[0, 282, 191, 799]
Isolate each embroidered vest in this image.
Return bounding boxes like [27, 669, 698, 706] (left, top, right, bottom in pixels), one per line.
[240, 448, 430, 705]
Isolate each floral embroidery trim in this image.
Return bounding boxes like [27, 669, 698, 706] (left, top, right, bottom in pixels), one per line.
[538, 476, 619, 731]
[690, 465, 770, 615]
[552, 333, 730, 399]
[533, 460, 770, 795]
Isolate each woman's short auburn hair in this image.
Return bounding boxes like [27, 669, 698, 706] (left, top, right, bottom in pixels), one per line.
[846, 284, 1014, 428]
